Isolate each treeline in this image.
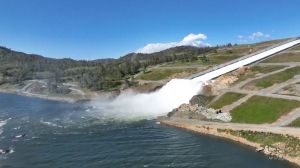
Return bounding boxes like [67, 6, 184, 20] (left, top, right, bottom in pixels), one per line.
[0, 46, 214, 91]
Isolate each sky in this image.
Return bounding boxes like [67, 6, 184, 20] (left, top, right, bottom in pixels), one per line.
[0, 0, 299, 60]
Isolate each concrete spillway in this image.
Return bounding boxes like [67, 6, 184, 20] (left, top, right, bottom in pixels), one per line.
[191, 38, 300, 82]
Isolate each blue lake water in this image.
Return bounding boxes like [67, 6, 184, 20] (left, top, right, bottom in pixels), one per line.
[0, 93, 298, 168]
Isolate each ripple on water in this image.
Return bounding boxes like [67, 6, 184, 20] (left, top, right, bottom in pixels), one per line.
[0, 118, 11, 135]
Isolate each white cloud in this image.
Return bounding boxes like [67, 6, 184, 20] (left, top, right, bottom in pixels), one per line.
[237, 32, 271, 43]
[237, 35, 248, 42]
[237, 35, 244, 39]
[182, 33, 207, 43]
[136, 33, 209, 54]
[249, 32, 271, 40]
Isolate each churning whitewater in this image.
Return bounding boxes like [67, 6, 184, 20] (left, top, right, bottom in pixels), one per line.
[89, 78, 205, 120]
[88, 39, 300, 120]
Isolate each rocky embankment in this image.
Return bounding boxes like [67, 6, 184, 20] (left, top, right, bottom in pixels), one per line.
[167, 103, 232, 122]
[256, 145, 285, 159]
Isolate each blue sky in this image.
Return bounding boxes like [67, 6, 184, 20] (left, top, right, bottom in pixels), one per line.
[0, 0, 299, 60]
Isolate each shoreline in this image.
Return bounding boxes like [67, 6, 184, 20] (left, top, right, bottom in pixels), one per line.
[0, 89, 86, 103]
[158, 117, 300, 167]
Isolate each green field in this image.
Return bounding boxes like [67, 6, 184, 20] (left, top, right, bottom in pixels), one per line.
[209, 92, 246, 109]
[231, 96, 300, 124]
[251, 65, 286, 74]
[136, 68, 198, 81]
[263, 52, 300, 63]
[251, 66, 300, 89]
[288, 118, 300, 127]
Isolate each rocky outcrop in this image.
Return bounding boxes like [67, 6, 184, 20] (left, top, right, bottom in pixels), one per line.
[256, 144, 285, 160]
[189, 94, 215, 106]
[168, 104, 206, 120]
[169, 103, 232, 122]
[199, 106, 232, 122]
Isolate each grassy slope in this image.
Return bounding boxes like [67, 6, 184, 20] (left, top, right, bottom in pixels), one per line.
[263, 52, 300, 63]
[162, 60, 207, 67]
[288, 118, 300, 127]
[251, 65, 286, 74]
[231, 96, 300, 124]
[262, 43, 300, 63]
[291, 45, 300, 51]
[234, 65, 286, 84]
[251, 66, 300, 88]
[209, 39, 287, 64]
[209, 92, 246, 109]
[136, 68, 198, 81]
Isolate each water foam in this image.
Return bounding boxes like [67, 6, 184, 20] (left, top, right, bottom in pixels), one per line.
[0, 118, 11, 135]
[88, 78, 205, 120]
[40, 119, 63, 128]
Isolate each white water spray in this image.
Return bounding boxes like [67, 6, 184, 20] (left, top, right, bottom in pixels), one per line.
[88, 39, 300, 120]
[89, 78, 205, 120]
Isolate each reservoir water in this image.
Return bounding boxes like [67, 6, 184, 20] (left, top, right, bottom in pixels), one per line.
[0, 93, 298, 168]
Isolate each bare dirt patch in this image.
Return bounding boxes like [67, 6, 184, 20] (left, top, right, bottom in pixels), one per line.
[276, 82, 300, 97]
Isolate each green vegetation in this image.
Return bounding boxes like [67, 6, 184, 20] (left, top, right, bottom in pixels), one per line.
[0, 46, 212, 91]
[209, 54, 242, 64]
[234, 65, 285, 84]
[250, 65, 285, 74]
[288, 118, 300, 127]
[218, 129, 300, 157]
[251, 66, 300, 88]
[231, 131, 287, 145]
[291, 45, 300, 51]
[231, 96, 300, 124]
[263, 52, 300, 63]
[0, 83, 17, 91]
[162, 60, 207, 67]
[209, 92, 246, 109]
[137, 68, 198, 80]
